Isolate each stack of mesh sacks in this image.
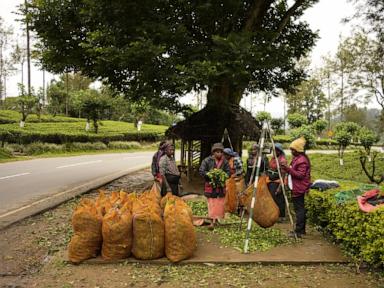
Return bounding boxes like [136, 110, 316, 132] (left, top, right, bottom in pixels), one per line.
[68, 183, 196, 263]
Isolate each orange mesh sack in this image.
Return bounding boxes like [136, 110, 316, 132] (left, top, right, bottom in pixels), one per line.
[148, 182, 162, 203]
[101, 208, 133, 260]
[235, 176, 246, 198]
[225, 177, 237, 213]
[95, 190, 112, 216]
[245, 175, 279, 228]
[68, 199, 102, 263]
[164, 199, 196, 262]
[110, 191, 120, 205]
[160, 192, 177, 210]
[131, 200, 164, 260]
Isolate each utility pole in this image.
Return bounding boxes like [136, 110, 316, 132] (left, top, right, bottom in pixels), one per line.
[25, 0, 31, 96]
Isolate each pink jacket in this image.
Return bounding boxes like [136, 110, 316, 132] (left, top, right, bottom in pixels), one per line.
[288, 154, 311, 197]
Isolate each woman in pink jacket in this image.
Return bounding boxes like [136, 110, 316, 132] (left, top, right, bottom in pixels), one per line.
[283, 137, 311, 238]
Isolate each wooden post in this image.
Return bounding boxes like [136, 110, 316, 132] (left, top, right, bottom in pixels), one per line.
[181, 139, 185, 167]
[187, 140, 192, 182]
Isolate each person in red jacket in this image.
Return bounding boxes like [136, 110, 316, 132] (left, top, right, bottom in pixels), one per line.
[282, 137, 311, 238]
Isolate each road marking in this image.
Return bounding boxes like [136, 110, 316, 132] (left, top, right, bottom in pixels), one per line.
[56, 160, 103, 169]
[0, 172, 31, 180]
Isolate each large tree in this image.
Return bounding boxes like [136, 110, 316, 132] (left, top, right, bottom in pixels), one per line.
[28, 0, 318, 152]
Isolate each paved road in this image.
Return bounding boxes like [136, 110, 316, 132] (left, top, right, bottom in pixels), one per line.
[0, 152, 157, 216]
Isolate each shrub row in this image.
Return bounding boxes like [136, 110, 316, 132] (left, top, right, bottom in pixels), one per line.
[5, 141, 144, 155]
[0, 110, 85, 124]
[0, 129, 163, 145]
[307, 186, 384, 267]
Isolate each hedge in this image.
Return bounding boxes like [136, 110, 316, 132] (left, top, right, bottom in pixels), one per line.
[0, 129, 163, 144]
[307, 184, 384, 267]
[0, 121, 167, 145]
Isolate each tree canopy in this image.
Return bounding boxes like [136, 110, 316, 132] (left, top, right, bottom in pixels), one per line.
[29, 0, 318, 111]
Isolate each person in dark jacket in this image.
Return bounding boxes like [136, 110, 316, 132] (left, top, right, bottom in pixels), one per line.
[151, 141, 167, 179]
[267, 143, 288, 220]
[199, 142, 230, 229]
[282, 137, 311, 238]
[245, 143, 268, 186]
[159, 144, 180, 196]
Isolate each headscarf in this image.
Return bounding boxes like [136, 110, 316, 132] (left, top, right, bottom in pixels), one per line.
[274, 143, 284, 155]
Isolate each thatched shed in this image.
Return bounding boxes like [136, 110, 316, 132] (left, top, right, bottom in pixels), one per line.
[166, 104, 260, 181]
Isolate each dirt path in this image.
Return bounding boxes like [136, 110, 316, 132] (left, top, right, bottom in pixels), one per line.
[1, 169, 383, 288]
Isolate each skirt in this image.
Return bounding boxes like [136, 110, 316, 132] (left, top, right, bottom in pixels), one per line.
[207, 197, 225, 220]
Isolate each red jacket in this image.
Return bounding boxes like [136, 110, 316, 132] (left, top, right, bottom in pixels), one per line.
[288, 153, 311, 197]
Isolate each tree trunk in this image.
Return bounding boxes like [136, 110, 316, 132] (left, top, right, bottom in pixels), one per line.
[200, 81, 245, 159]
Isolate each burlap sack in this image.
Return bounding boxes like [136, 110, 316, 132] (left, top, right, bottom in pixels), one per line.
[160, 192, 177, 210]
[225, 177, 237, 213]
[101, 208, 133, 260]
[131, 197, 164, 260]
[164, 199, 196, 262]
[148, 182, 162, 203]
[68, 199, 102, 263]
[244, 175, 279, 228]
[95, 190, 112, 216]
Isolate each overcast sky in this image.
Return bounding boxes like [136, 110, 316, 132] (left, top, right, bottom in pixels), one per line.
[0, 0, 374, 117]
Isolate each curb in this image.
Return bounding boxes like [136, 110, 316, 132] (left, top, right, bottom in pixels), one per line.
[0, 164, 149, 230]
[68, 256, 349, 266]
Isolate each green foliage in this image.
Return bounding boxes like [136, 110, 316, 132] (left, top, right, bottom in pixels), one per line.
[286, 77, 328, 123]
[206, 168, 229, 188]
[290, 125, 316, 149]
[81, 90, 111, 133]
[270, 118, 285, 134]
[0, 121, 167, 145]
[29, 0, 319, 111]
[309, 152, 384, 183]
[255, 111, 272, 124]
[187, 200, 294, 252]
[335, 121, 360, 136]
[334, 122, 356, 154]
[0, 110, 84, 124]
[0, 148, 12, 160]
[312, 119, 328, 136]
[107, 141, 142, 150]
[334, 129, 352, 149]
[307, 185, 384, 267]
[287, 113, 308, 129]
[359, 127, 378, 153]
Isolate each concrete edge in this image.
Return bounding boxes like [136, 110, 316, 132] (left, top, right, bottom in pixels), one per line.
[0, 164, 150, 230]
[68, 256, 349, 266]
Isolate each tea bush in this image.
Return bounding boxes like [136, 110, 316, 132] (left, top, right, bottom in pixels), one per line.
[307, 184, 384, 267]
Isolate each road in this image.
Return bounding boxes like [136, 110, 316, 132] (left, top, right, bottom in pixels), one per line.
[0, 152, 156, 216]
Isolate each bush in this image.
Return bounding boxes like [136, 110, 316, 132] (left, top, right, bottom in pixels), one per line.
[24, 142, 65, 155]
[0, 148, 12, 160]
[69, 142, 108, 151]
[290, 125, 316, 149]
[307, 185, 384, 267]
[287, 113, 307, 128]
[108, 141, 142, 150]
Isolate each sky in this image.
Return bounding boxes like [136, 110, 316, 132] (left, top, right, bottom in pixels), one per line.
[0, 0, 376, 118]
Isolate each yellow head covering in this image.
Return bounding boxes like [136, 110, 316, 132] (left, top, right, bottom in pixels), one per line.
[289, 137, 306, 152]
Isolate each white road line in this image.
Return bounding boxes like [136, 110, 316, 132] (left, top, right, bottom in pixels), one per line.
[56, 160, 103, 169]
[0, 172, 31, 180]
